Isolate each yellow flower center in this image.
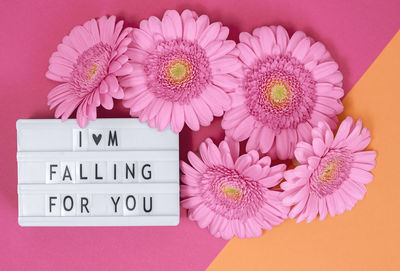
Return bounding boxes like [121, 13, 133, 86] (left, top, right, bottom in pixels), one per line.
[221, 185, 242, 201]
[170, 63, 186, 79]
[166, 58, 192, 85]
[271, 84, 288, 102]
[87, 63, 99, 80]
[319, 160, 339, 182]
[262, 78, 292, 109]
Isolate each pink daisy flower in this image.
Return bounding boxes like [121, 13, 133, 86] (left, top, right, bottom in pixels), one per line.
[121, 10, 241, 133]
[222, 26, 344, 160]
[180, 137, 289, 239]
[280, 117, 376, 223]
[46, 16, 133, 127]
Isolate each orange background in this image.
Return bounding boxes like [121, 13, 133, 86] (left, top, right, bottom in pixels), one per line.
[208, 31, 400, 270]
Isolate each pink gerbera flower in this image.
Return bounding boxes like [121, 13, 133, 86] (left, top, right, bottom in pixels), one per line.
[121, 10, 241, 133]
[181, 137, 289, 239]
[46, 16, 133, 127]
[280, 117, 376, 223]
[222, 26, 344, 160]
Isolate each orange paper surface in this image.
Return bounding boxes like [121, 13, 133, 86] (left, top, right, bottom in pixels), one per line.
[208, 30, 400, 271]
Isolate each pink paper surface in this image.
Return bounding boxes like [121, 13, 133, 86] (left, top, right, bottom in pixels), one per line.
[0, 0, 399, 270]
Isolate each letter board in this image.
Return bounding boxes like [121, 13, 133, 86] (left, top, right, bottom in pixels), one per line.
[17, 119, 179, 226]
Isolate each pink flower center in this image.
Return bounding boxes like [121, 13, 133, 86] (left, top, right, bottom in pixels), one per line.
[244, 55, 316, 129]
[200, 166, 264, 219]
[310, 149, 353, 197]
[144, 40, 211, 104]
[70, 42, 112, 96]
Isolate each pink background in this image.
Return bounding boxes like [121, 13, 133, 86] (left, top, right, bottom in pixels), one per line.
[0, 0, 399, 270]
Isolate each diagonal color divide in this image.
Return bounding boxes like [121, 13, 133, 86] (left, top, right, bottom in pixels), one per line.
[208, 30, 400, 271]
